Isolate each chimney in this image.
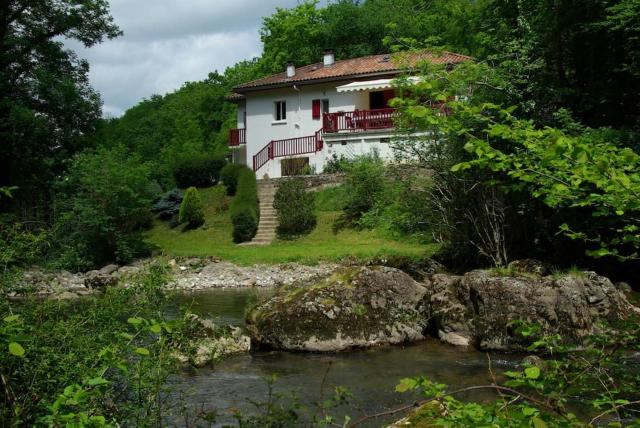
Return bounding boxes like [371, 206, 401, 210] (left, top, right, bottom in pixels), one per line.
[286, 61, 296, 78]
[323, 50, 335, 67]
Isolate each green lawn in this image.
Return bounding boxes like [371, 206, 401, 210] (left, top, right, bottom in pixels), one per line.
[146, 185, 436, 265]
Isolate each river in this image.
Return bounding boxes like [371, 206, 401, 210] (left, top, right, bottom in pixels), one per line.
[169, 288, 522, 427]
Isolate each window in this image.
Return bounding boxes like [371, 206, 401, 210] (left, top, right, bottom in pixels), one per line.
[322, 99, 330, 115]
[274, 101, 286, 121]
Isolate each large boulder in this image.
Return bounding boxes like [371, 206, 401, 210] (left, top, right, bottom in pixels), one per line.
[427, 270, 638, 351]
[246, 266, 430, 352]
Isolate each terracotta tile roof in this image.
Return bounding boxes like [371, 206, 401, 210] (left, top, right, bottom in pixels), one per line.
[226, 92, 245, 102]
[233, 50, 472, 92]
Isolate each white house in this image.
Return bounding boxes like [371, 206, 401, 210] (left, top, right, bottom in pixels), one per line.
[228, 50, 470, 179]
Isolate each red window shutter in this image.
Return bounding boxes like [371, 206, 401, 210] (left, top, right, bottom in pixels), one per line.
[312, 99, 321, 119]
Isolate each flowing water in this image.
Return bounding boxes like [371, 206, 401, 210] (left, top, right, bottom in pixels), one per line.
[170, 288, 523, 426]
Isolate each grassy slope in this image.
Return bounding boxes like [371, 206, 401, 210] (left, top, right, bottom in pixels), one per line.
[146, 185, 435, 265]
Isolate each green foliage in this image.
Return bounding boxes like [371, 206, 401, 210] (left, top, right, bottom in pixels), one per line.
[51, 148, 158, 271]
[274, 179, 317, 238]
[340, 154, 386, 227]
[220, 163, 246, 195]
[451, 103, 640, 261]
[0, 0, 121, 210]
[394, 320, 640, 427]
[172, 152, 226, 188]
[178, 187, 205, 229]
[229, 167, 259, 243]
[393, 60, 640, 270]
[0, 263, 185, 426]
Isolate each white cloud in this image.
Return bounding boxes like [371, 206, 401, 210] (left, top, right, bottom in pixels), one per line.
[66, 0, 305, 116]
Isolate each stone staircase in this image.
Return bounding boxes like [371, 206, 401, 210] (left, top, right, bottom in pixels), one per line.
[241, 181, 278, 246]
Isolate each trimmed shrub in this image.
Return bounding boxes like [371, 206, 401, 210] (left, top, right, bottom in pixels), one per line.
[178, 187, 205, 229]
[274, 179, 316, 238]
[172, 152, 226, 188]
[229, 167, 259, 243]
[220, 163, 245, 195]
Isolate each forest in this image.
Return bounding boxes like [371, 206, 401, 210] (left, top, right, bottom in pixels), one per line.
[1, 0, 639, 426]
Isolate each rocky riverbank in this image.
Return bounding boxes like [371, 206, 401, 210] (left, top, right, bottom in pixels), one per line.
[9, 257, 340, 298]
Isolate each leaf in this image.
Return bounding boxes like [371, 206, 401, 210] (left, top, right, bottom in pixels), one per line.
[3, 315, 19, 323]
[522, 406, 537, 416]
[532, 416, 548, 428]
[8, 342, 25, 357]
[149, 324, 162, 334]
[408, 105, 428, 118]
[85, 377, 110, 386]
[524, 366, 541, 379]
[395, 378, 418, 393]
[127, 317, 142, 326]
[134, 347, 150, 356]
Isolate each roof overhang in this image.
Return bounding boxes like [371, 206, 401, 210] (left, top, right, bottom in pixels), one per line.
[233, 71, 400, 94]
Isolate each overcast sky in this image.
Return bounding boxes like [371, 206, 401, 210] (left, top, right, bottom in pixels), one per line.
[66, 0, 310, 117]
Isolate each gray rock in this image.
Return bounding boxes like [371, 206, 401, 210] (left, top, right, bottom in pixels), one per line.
[246, 266, 430, 352]
[507, 259, 552, 276]
[84, 270, 118, 289]
[425, 270, 637, 351]
[55, 291, 80, 300]
[99, 264, 119, 275]
[616, 282, 633, 296]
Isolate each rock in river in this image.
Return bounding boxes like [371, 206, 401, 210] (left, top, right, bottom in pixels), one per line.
[246, 263, 638, 353]
[427, 269, 638, 351]
[246, 266, 430, 352]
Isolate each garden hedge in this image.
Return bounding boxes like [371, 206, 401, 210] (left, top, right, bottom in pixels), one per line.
[229, 167, 259, 243]
[220, 163, 245, 195]
[172, 153, 226, 188]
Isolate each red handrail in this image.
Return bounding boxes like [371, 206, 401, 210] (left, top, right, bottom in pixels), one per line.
[229, 128, 246, 147]
[253, 129, 324, 172]
[322, 108, 398, 133]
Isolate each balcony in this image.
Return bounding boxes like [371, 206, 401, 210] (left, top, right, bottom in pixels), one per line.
[322, 108, 398, 134]
[229, 128, 246, 147]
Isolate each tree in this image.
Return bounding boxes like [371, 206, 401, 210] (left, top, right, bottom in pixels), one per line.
[52, 148, 157, 270]
[0, 0, 121, 213]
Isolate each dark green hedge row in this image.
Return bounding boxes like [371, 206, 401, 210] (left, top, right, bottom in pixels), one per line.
[172, 153, 226, 188]
[220, 163, 246, 195]
[229, 166, 259, 243]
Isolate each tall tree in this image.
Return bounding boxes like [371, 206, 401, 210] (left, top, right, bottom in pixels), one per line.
[0, 0, 120, 212]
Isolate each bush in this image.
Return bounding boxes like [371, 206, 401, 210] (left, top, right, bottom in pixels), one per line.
[229, 167, 259, 243]
[178, 187, 205, 229]
[341, 154, 386, 225]
[0, 264, 183, 426]
[172, 152, 226, 188]
[274, 179, 316, 238]
[153, 188, 183, 221]
[220, 163, 245, 195]
[52, 148, 158, 271]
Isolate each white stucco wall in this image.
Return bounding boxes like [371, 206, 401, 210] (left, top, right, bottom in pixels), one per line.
[237, 80, 396, 178]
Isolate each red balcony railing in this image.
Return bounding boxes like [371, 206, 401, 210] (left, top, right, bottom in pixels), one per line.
[229, 128, 246, 147]
[322, 108, 398, 133]
[253, 129, 324, 172]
